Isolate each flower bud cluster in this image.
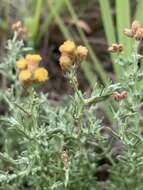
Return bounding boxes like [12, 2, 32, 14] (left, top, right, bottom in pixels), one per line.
[16, 54, 48, 84]
[124, 20, 143, 40]
[12, 21, 27, 38]
[108, 44, 123, 53]
[59, 40, 88, 71]
[113, 91, 128, 101]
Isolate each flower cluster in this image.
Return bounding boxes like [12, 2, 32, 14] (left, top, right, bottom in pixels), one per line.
[124, 20, 143, 40]
[113, 91, 128, 101]
[12, 21, 27, 38]
[16, 54, 48, 84]
[108, 43, 123, 53]
[59, 40, 88, 71]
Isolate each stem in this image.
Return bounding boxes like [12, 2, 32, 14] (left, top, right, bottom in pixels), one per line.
[67, 69, 84, 103]
[84, 93, 112, 106]
[14, 103, 31, 117]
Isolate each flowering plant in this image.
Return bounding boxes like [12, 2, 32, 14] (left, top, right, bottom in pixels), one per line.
[0, 20, 143, 190]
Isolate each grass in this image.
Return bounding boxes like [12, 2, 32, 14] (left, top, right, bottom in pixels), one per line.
[116, 0, 132, 55]
[99, 0, 120, 77]
[37, 0, 67, 43]
[134, 0, 143, 24]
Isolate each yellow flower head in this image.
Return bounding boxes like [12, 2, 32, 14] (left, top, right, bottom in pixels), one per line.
[34, 68, 48, 82]
[59, 55, 72, 71]
[19, 70, 32, 82]
[59, 40, 76, 54]
[16, 58, 28, 70]
[75, 46, 88, 58]
[26, 54, 42, 64]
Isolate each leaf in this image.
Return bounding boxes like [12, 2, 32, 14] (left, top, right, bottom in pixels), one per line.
[50, 135, 64, 152]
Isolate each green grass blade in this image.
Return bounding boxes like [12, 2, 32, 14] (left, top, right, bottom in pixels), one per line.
[32, 0, 44, 39]
[53, 14, 71, 40]
[99, 0, 122, 78]
[134, 0, 143, 25]
[24, 0, 43, 45]
[99, 0, 117, 55]
[116, 0, 132, 55]
[36, 0, 66, 43]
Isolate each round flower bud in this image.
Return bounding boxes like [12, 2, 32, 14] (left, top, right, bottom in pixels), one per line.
[108, 46, 115, 53]
[131, 20, 141, 34]
[118, 44, 123, 52]
[59, 40, 76, 54]
[75, 45, 88, 58]
[123, 29, 134, 38]
[19, 70, 32, 82]
[26, 54, 42, 64]
[16, 58, 27, 70]
[134, 28, 143, 40]
[59, 55, 72, 71]
[112, 44, 118, 50]
[34, 68, 48, 82]
[121, 91, 128, 99]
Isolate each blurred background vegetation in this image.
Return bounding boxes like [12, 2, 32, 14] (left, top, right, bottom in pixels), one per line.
[0, 0, 143, 121]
